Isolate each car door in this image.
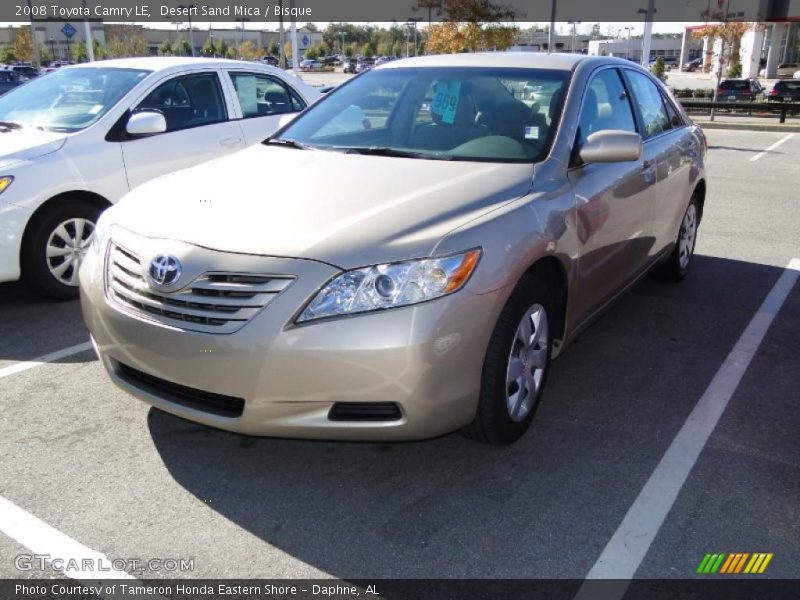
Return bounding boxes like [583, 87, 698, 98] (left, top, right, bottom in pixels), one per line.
[120, 71, 245, 191]
[567, 67, 655, 317]
[224, 70, 308, 145]
[621, 69, 690, 258]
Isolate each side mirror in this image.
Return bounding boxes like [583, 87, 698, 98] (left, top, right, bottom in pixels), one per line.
[126, 111, 167, 137]
[579, 130, 642, 164]
[278, 113, 298, 128]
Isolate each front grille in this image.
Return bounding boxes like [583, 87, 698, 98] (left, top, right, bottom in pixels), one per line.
[118, 362, 245, 418]
[105, 242, 293, 334]
[328, 402, 403, 422]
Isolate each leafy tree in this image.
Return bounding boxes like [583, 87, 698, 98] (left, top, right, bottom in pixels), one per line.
[343, 44, 354, 58]
[348, 41, 360, 57]
[377, 42, 389, 56]
[238, 40, 258, 60]
[361, 43, 374, 58]
[225, 45, 237, 59]
[727, 60, 742, 78]
[651, 56, 667, 82]
[93, 38, 105, 60]
[283, 41, 293, 62]
[106, 25, 149, 58]
[158, 40, 174, 56]
[13, 26, 34, 63]
[0, 46, 16, 64]
[175, 37, 193, 57]
[201, 38, 217, 57]
[217, 38, 230, 58]
[392, 41, 403, 57]
[72, 40, 88, 63]
[268, 41, 280, 57]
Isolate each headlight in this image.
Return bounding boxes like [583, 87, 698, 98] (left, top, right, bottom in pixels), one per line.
[0, 176, 13, 195]
[90, 211, 111, 255]
[297, 248, 481, 323]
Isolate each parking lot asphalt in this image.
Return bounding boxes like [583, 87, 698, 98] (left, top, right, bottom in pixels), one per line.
[0, 129, 797, 581]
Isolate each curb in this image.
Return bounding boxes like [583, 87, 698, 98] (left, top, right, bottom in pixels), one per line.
[694, 121, 800, 132]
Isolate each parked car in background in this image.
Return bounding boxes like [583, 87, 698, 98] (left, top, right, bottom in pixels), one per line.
[356, 58, 375, 73]
[343, 58, 358, 74]
[0, 57, 320, 298]
[80, 53, 707, 445]
[776, 63, 800, 78]
[683, 57, 703, 71]
[0, 70, 23, 95]
[716, 78, 764, 101]
[768, 79, 800, 101]
[299, 60, 325, 71]
[260, 55, 279, 67]
[793, 69, 800, 80]
[3, 64, 39, 80]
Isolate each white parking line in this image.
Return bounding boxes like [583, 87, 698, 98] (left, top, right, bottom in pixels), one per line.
[0, 495, 133, 579]
[575, 257, 800, 598]
[750, 133, 794, 162]
[0, 341, 92, 380]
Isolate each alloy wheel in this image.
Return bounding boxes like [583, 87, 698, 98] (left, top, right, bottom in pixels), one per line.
[45, 218, 95, 287]
[506, 303, 550, 422]
[678, 203, 697, 271]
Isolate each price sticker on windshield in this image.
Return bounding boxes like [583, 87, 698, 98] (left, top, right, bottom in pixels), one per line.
[431, 81, 461, 125]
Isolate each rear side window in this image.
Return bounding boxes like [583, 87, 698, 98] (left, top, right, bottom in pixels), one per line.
[623, 70, 671, 138]
[229, 72, 306, 118]
[576, 68, 637, 150]
[137, 73, 227, 132]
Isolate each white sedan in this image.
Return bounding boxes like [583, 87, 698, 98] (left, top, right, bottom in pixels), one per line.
[0, 56, 319, 298]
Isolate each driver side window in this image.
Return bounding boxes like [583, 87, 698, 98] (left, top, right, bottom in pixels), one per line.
[576, 68, 637, 153]
[136, 73, 226, 132]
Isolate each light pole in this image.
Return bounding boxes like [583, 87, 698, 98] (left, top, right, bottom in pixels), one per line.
[624, 26, 633, 60]
[408, 18, 421, 57]
[638, 1, 657, 67]
[568, 21, 581, 53]
[81, 0, 93, 62]
[548, 0, 557, 54]
[339, 30, 346, 53]
[178, 5, 196, 56]
[26, 0, 41, 68]
[170, 21, 182, 44]
[48, 36, 56, 62]
[236, 18, 250, 48]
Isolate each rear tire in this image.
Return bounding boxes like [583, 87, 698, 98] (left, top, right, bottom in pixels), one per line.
[463, 272, 554, 445]
[654, 194, 699, 283]
[21, 199, 102, 300]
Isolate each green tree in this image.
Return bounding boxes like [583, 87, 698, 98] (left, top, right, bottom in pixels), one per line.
[105, 25, 149, 58]
[217, 38, 230, 58]
[13, 25, 34, 63]
[175, 37, 193, 57]
[727, 60, 742, 78]
[268, 41, 279, 56]
[361, 43, 373, 58]
[391, 41, 403, 57]
[343, 44, 354, 58]
[72, 40, 88, 62]
[238, 40, 258, 60]
[201, 37, 217, 57]
[651, 56, 667, 82]
[158, 39, 174, 56]
[93, 38, 105, 60]
[304, 45, 320, 60]
[0, 46, 16, 64]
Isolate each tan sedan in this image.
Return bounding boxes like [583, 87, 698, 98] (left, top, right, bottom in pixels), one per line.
[80, 53, 707, 444]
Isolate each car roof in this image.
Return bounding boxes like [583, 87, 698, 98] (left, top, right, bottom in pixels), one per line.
[377, 52, 593, 71]
[61, 56, 267, 73]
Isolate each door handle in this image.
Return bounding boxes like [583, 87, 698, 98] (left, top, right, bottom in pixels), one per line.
[220, 137, 242, 148]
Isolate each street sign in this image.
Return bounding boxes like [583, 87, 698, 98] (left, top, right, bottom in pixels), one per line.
[302, 35, 309, 47]
[61, 23, 77, 39]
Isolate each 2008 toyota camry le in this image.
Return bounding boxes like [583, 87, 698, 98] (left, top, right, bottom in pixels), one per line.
[80, 53, 707, 445]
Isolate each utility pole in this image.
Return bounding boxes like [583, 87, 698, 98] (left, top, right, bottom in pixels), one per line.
[711, 0, 731, 122]
[289, 0, 299, 76]
[81, 0, 93, 62]
[639, 0, 656, 68]
[178, 5, 197, 56]
[568, 21, 581, 53]
[27, 0, 41, 68]
[624, 26, 633, 60]
[278, 0, 285, 69]
[548, 0, 557, 54]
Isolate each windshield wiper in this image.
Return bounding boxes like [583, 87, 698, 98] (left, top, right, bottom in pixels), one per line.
[341, 146, 453, 160]
[262, 137, 313, 150]
[0, 121, 22, 130]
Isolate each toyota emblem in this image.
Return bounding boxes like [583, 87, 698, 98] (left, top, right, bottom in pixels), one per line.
[148, 254, 182, 288]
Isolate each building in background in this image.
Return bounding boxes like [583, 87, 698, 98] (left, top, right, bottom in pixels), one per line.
[587, 36, 701, 63]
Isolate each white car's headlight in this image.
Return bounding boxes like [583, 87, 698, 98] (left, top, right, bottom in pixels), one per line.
[297, 249, 482, 323]
[90, 211, 112, 255]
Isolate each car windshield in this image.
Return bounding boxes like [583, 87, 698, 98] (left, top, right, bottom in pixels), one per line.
[720, 81, 748, 90]
[0, 67, 150, 132]
[275, 66, 570, 163]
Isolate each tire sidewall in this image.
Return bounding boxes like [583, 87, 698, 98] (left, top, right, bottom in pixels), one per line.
[21, 200, 102, 300]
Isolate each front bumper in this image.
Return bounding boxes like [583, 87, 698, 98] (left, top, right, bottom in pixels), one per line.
[80, 229, 506, 441]
[0, 200, 31, 283]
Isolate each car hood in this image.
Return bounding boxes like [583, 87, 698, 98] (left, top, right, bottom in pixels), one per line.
[0, 127, 68, 170]
[109, 144, 534, 269]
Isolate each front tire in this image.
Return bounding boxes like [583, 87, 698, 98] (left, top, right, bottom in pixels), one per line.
[21, 199, 102, 300]
[463, 272, 554, 445]
[655, 194, 699, 282]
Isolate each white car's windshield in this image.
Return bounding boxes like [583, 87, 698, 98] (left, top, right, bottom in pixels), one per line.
[0, 67, 150, 132]
[275, 66, 570, 162]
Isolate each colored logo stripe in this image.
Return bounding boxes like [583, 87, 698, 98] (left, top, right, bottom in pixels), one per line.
[697, 552, 773, 574]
